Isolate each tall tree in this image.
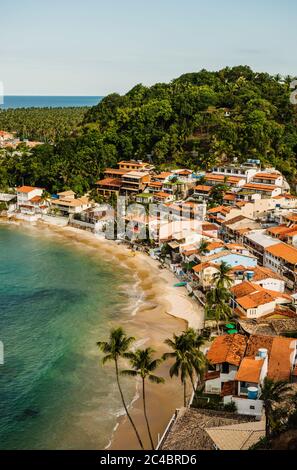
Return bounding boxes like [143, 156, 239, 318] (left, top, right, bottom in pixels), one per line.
[122, 348, 164, 450]
[163, 331, 206, 406]
[197, 239, 210, 258]
[205, 287, 233, 334]
[97, 327, 144, 449]
[260, 377, 292, 439]
[213, 261, 233, 289]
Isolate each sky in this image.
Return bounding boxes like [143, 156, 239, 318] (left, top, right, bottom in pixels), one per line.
[0, 0, 296, 96]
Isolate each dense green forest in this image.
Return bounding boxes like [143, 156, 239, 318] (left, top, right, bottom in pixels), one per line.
[0, 107, 88, 142]
[0, 66, 296, 194]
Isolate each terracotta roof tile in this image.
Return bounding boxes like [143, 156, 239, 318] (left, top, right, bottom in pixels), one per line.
[235, 357, 264, 383]
[265, 243, 297, 265]
[206, 334, 247, 367]
[268, 337, 297, 381]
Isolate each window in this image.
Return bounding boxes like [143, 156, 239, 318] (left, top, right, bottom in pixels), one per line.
[221, 363, 230, 374]
[250, 406, 255, 410]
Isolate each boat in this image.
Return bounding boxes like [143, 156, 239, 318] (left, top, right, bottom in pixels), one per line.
[174, 282, 187, 287]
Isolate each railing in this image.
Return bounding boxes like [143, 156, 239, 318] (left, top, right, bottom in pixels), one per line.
[156, 409, 180, 450]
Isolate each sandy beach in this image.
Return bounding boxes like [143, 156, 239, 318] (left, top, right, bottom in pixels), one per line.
[1, 218, 204, 450]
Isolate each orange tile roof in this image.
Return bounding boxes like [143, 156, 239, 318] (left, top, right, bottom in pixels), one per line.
[176, 169, 192, 175]
[206, 334, 247, 366]
[202, 223, 219, 231]
[243, 183, 277, 192]
[236, 291, 276, 310]
[235, 201, 247, 208]
[235, 358, 264, 383]
[246, 335, 296, 381]
[29, 196, 42, 203]
[265, 242, 297, 264]
[207, 241, 225, 251]
[205, 174, 242, 183]
[96, 178, 122, 188]
[195, 185, 212, 192]
[154, 191, 172, 199]
[246, 335, 274, 358]
[250, 266, 283, 282]
[154, 172, 172, 180]
[148, 181, 163, 187]
[231, 281, 259, 299]
[193, 262, 217, 273]
[223, 215, 248, 226]
[254, 173, 280, 180]
[224, 193, 236, 201]
[17, 186, 42, 193]
[267, 225, 288, 235]
[226, 243, 246, 250]
[268, 337, 296, 381]
[104, 168, 132, 175]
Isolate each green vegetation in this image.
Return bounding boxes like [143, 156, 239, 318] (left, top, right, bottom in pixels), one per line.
[122, 348, 164, 450]
[260, 377, 292, 439]
[0, 107, 88, 143]
[97, 326, 207, 449]
[97, 327, 144, 450]
[162, 329, 207, 406]
[1, 66, 297, 194]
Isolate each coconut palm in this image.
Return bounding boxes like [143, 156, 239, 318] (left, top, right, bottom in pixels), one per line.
[183, 328, 207, 390]
[197, 239, 209, 257]
[97, 327, 144, 450]
[122, 348, 164, 450]
[213, 261, 233, 289]
[205, 287, 233, 334]
[260, 377, 292, 439]
[163, 331, 206, 406]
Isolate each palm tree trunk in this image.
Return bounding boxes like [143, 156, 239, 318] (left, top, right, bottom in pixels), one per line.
[183, 380, 187, 407]
[265, 404, 271, 439]
[142, 378, 154, 450]
[115, 359, 144, 450]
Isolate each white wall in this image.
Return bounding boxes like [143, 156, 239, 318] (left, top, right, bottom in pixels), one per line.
[224, 396, 263, 418]
[205, 364, 238, 394]
[256, 278, 285, 293]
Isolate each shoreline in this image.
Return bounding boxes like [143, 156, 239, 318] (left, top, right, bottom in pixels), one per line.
[0, 217, 204, 450]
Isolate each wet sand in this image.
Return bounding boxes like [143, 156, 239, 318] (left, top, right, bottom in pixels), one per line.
[1, 218, 204, 450]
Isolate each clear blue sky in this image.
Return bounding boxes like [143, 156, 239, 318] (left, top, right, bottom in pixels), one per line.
[0, 0, 296, 95]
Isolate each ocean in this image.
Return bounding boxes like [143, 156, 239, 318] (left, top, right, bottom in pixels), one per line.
[0, 225, 137, 449]
[0, 96, 103, 109]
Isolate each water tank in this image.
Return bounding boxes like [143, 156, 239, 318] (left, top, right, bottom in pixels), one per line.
[258, 348, 268, 359]
[248, 387, 258, 400]
[245, 271, 254, 281]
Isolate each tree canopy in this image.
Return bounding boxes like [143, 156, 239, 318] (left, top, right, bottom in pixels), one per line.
[1, 66, 296, 194]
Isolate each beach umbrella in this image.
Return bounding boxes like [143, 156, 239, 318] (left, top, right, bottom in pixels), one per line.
[226, 323, 235, 329]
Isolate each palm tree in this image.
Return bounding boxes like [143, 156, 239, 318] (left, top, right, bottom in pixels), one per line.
[205, 287, 233, 334]
[260, 377, 292, 439]
[163, 331, 206, 406]
[122, 348, 164, 450]
[97, 327, 144, 450]
[197, 239, 209, 258]
[213, 261, 233, 289]
[183, 328, 207, 390]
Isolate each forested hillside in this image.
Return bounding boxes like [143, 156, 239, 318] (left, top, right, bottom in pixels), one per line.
[1, 66, 296, 194]
[0, 107, 88, 142]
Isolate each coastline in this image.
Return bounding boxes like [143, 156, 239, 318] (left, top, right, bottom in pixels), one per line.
[0, 218, 204, 450]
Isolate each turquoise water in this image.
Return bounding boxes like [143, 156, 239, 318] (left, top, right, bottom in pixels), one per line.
[0, 225, 135, 449]
[0, 96, 103, 109]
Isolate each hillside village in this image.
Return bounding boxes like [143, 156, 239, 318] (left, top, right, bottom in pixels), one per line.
[1, 154, 297, 450]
